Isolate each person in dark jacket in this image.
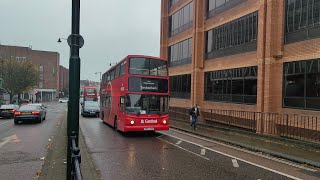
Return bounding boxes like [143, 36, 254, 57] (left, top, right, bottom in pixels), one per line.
[190, 104, 200, 130]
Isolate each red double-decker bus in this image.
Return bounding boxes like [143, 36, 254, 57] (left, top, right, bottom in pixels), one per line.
[83, 86, 98, 101]
[99, 55, 169, 132]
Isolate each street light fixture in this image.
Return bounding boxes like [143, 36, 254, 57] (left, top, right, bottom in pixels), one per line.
[109, 62, 117, 66]
[57, 37, 67, 43]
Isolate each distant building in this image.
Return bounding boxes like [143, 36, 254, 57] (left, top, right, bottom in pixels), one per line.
[59, 65, 69, 97]
[0, 44, 69, 102]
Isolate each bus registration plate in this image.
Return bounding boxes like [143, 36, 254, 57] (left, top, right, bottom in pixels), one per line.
[144, 128, 154, 131]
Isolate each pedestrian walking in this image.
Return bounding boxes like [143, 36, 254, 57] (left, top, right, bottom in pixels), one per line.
[190, 104, 200, 130]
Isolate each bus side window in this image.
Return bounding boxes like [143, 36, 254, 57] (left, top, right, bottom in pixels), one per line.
[120, 96, 125, 112]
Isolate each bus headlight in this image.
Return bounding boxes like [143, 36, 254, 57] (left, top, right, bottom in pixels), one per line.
[163, 119, 167, 124]
[130, 120, 135, 125]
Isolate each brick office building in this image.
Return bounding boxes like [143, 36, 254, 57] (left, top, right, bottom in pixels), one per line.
[160, 0, 320, 116]
[59, 65, 69, 96]
[0, 45, 63, 102]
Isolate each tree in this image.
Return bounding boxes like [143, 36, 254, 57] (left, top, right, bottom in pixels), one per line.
[0, 60, 40, 104]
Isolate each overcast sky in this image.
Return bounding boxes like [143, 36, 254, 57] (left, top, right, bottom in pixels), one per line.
[0, 0, 161, 81]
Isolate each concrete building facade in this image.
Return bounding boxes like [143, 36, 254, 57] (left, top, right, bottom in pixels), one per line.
[0, 45, 66, 102]
[161, 0, 320, 116]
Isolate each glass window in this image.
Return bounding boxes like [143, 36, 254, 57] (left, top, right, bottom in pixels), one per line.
[189, 1, 194, 21]
[182, 40, 188, 59]
[85, 88, 96, 93]
[188, 38, 192, 57]
[115, 65, 120, 78]
[120, 61, 126, 76]
[207, 0, 244, 18]
[285, 0, 320, 43]
[284, 59, 320, 110]
[206, 12, 258, 58]
[283, 61, 306, 108]
[168, 38, 192, 67]
[170, 74, 191, 99]
[110, 70, 115, 80]
[204, 66, 257, 104]
[107, 73, 110, 81]
[169, 2, 193, 36]
[314, 0, 320, 25]
[129, 58, 168, 76]
[216, 0, 225, 8]
[125, 94, 169, 114]
[208, 0, 216, 11]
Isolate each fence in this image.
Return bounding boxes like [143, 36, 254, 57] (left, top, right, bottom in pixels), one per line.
[70, 135, 82, 180]
[169, 107, 320, 142]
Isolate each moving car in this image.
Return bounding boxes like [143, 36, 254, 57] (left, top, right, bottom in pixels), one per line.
[81, 101, 100, 117]
[14, 105, 46, 124]
[59, 98, 69, 103]
[0, 104, 19, 119]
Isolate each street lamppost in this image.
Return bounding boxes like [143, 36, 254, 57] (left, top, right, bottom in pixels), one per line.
[95, 72, 101, 82]
[65, 0, 84, 179]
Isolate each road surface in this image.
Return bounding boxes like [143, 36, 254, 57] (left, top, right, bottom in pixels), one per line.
[80, 116, 320, 180]
[0, 102, 67, 180]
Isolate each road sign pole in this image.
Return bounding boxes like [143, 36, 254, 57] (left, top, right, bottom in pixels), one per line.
[67, 0, 83, 179]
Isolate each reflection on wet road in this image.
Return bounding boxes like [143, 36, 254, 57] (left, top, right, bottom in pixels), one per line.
[80, 116, 317, 180]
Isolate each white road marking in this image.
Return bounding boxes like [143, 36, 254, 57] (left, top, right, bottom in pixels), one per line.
[0, 121, 10, 126]
[0, 135, 20, 148]
[159, 131, 302, 180]
[168, 129, 317, 172]
[176, 140, 182, 145]
[232, 159, 239, 167]
[201, 148, 206, 156]
[157, 137, 210, 161]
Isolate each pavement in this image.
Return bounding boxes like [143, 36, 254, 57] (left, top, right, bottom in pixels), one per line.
[38, 105, 100, 180]
[170, 118, 320, 168]
[80, 115, 320, 180]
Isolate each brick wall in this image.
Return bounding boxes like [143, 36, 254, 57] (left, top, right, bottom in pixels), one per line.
[0, 45, 60, 91]
[161, 0, 320, 115]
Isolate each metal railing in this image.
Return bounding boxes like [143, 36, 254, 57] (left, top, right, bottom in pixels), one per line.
[169, 107, 320, 142]
[70, 133, 82, 180]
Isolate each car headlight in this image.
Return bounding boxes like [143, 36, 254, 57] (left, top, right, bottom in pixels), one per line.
[130, 120, 135, 125]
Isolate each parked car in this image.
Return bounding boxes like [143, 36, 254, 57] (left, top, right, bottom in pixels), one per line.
[20, 99, 30, 104]
[0, 104, 20, 119]
[59, 98, 69, 103]
[14, 105, 46, 124]
[81, 101, 100, 117]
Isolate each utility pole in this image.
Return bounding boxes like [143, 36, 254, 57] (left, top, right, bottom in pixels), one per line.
[67, 0, 84, 179]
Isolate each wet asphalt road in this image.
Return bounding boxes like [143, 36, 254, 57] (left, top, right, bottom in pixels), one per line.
[80, 116, 317, 180]
[0, 102, 67, 180]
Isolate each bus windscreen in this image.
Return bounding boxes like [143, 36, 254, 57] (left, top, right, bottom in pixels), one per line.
[129, 58, 167, 76]
[125, 94, 169, 115]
